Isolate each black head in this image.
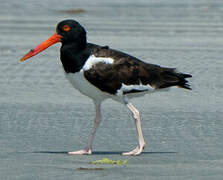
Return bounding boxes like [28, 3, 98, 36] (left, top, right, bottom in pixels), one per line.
[20, 19, 87, 61]
[56, 19, 87, 44]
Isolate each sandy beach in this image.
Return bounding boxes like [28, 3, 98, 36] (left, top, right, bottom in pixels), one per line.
[0, 0, 223, 179]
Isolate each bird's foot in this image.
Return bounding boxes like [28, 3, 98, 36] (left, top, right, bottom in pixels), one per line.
[122, 143, 145, 156]
[68, 148, 92, 155]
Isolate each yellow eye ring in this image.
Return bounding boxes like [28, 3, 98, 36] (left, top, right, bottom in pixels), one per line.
[62, 25, 71, 32]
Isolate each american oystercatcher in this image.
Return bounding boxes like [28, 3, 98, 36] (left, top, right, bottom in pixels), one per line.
[21, 19, 192, 156]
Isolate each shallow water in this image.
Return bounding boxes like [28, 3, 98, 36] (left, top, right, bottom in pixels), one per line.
[0, 0, 223, 179]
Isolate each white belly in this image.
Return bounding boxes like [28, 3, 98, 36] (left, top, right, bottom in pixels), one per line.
[65, 71, 111, 102]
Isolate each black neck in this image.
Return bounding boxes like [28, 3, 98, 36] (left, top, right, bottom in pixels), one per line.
[60, 41, 90, 73]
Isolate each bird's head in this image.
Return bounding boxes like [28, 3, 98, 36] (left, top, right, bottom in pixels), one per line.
[20, 19, 86, 61]
[56, 19, 86, 44]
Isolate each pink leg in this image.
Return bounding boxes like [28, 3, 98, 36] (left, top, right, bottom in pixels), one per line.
[122, 102, 146, 156]
[68, 102, 101, 155]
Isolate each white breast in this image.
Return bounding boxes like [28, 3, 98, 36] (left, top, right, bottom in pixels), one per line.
[65, 55, 116, 102]
[65, 71, 111, 102]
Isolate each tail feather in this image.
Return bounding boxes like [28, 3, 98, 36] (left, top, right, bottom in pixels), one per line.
[182, 73, 192, 79]
[161, 68, 192, 90]
[177, 73, 192, 90]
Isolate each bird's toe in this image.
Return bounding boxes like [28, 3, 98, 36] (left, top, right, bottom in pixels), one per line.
[68, 148, 92, 155]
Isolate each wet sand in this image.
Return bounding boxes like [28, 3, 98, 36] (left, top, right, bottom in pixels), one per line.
[0, 0, 223, 179]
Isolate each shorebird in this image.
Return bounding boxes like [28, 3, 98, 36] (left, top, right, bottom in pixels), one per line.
[21, 19, 192, 155]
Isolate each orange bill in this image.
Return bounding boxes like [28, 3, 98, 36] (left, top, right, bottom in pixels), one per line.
[20, 32, 62, 62]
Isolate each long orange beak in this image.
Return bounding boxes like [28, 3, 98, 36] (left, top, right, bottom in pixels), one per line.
[20, 32, 62, 62]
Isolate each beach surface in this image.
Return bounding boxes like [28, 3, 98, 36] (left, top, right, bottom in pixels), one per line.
[0, 0, 223, 179]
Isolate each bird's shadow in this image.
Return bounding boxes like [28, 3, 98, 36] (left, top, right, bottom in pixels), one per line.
[19, 151, 177, 155]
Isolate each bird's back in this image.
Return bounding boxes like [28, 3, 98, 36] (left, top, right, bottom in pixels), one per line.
[84, 43, 192, 95]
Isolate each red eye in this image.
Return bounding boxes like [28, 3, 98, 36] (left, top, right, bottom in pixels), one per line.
[62, 25, 71, 32]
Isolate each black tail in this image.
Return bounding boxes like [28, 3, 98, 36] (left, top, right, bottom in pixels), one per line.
[178, 73, 192, 90]
[161, 68, 192, 90]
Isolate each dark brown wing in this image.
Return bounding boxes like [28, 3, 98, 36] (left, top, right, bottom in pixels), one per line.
[84, 45, 192, 95]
